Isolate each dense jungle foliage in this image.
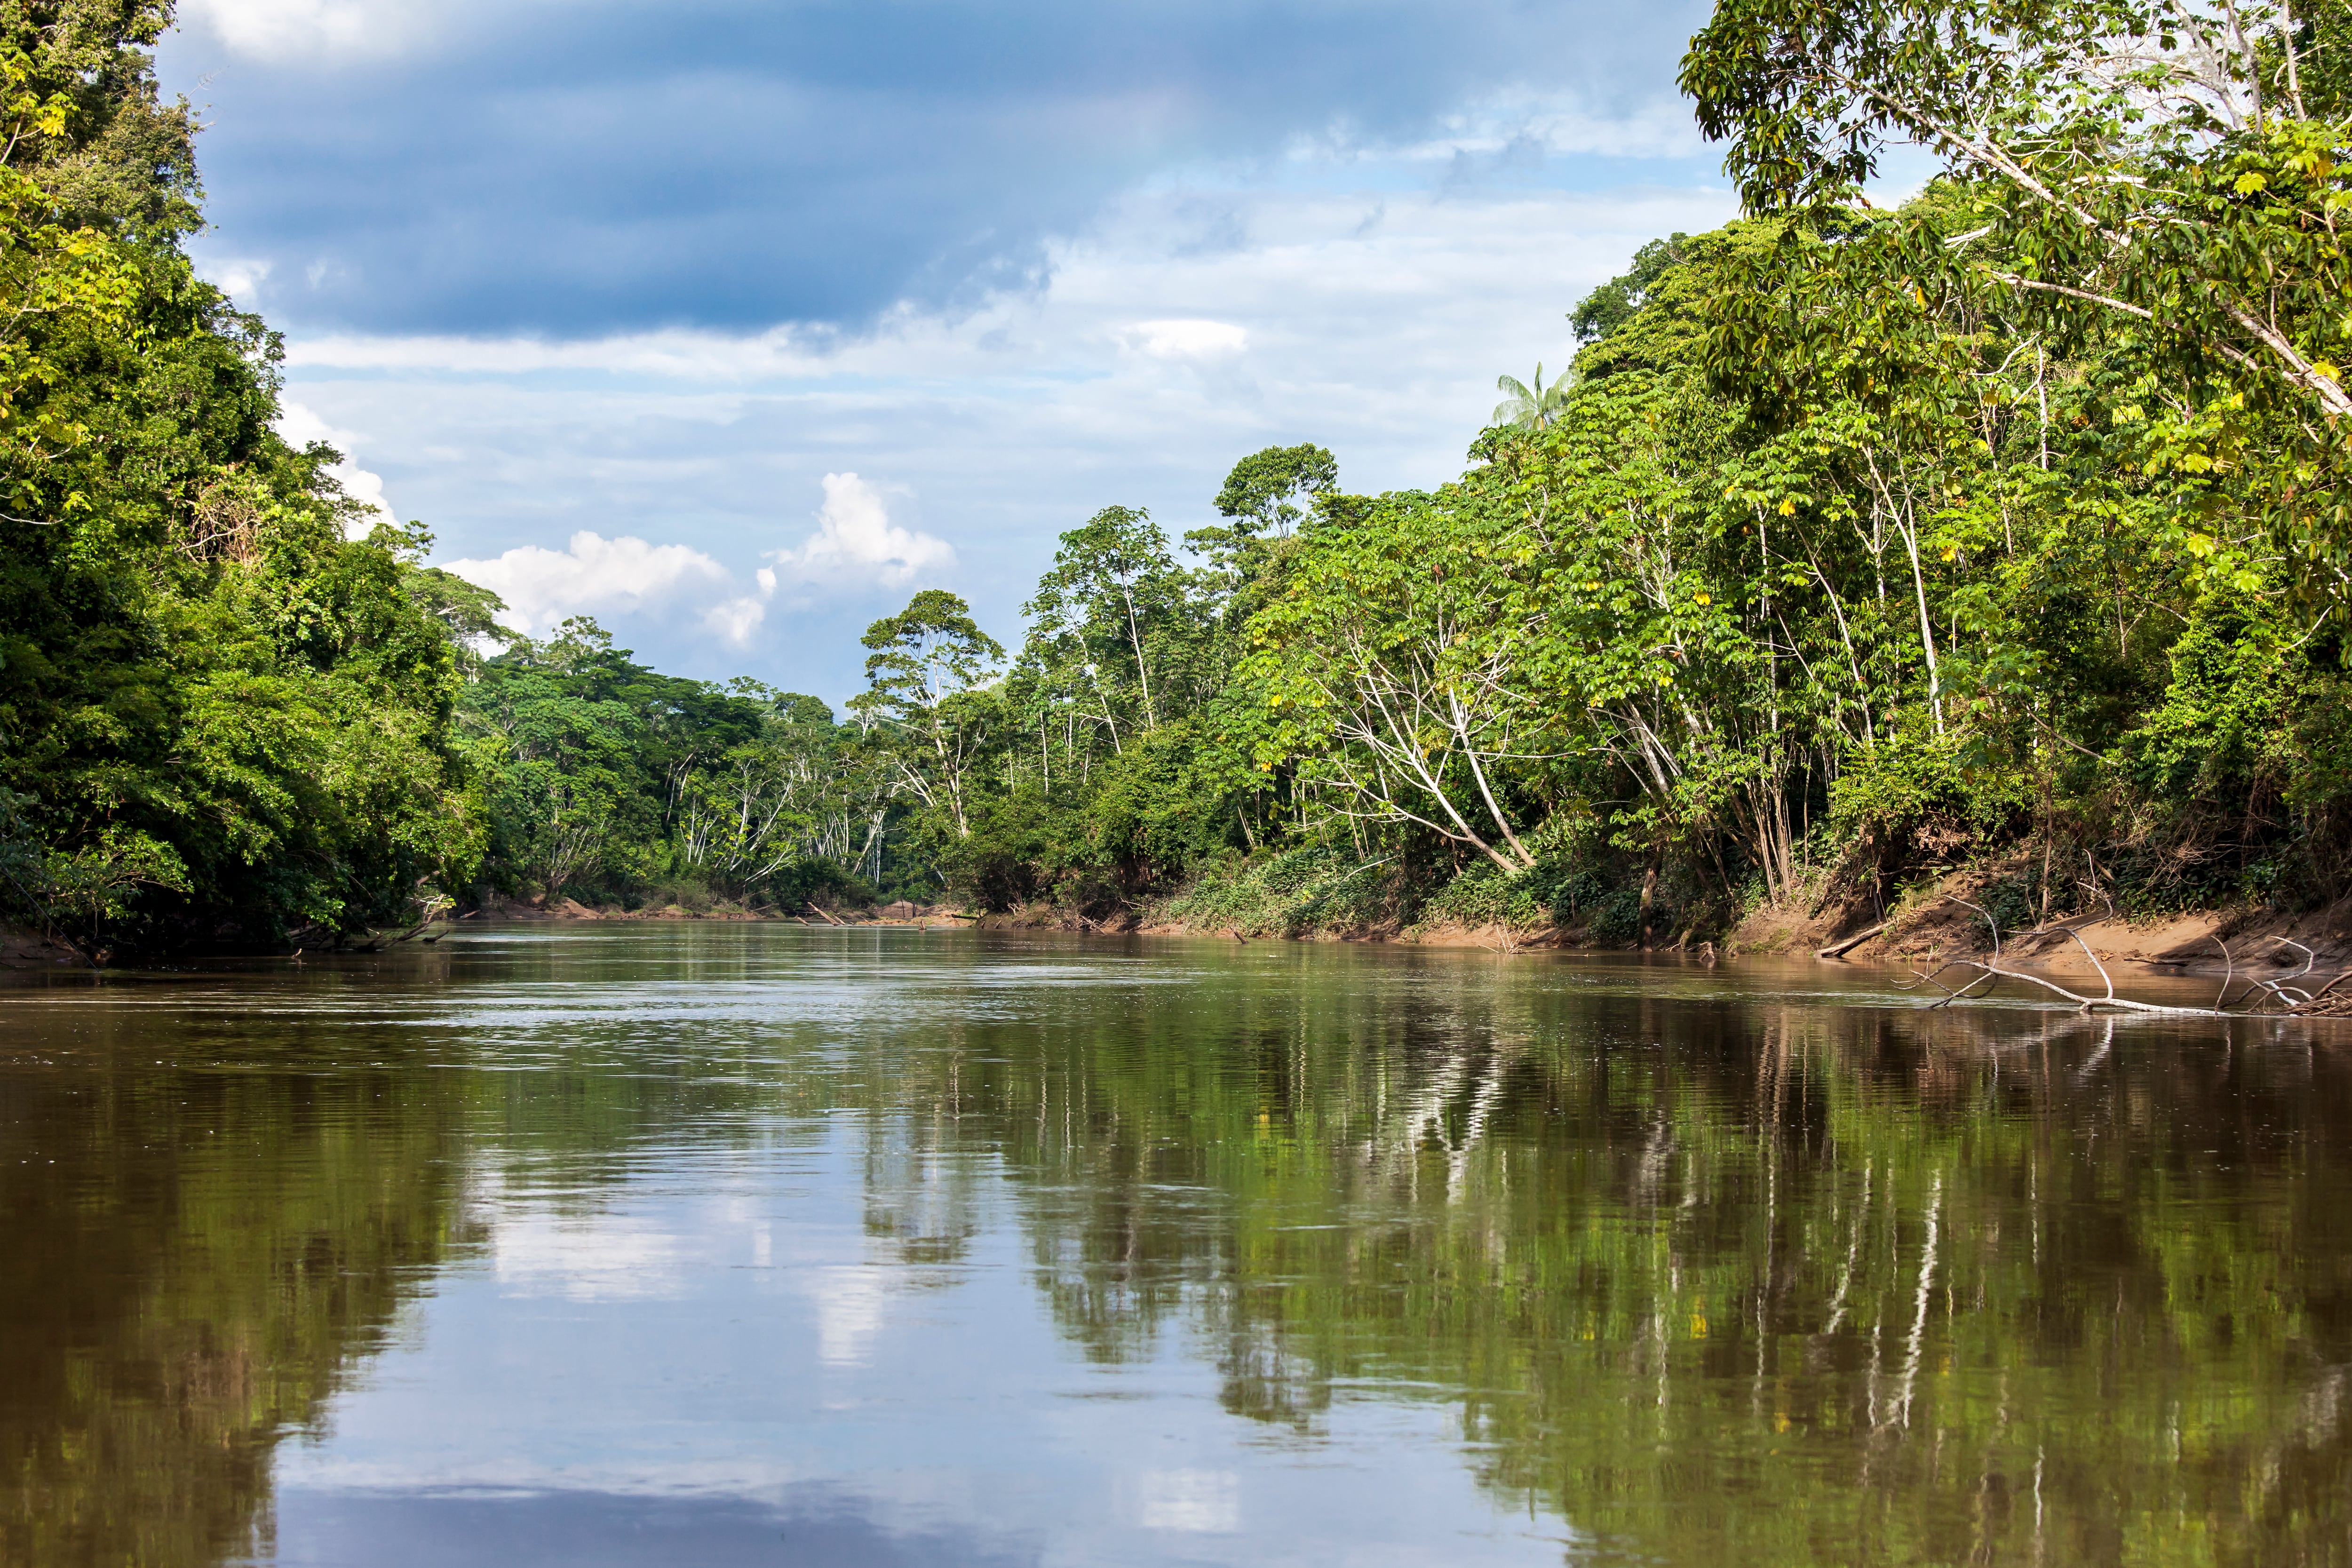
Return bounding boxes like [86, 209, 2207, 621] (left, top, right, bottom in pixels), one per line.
[7, 0, 2352, 952]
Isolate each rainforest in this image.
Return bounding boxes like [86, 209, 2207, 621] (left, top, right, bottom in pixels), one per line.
[6, 0, 2352, 960]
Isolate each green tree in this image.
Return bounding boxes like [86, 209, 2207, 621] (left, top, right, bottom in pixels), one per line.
[1022, 505, 1204, 743]
[1188, 444, 1342, 604]
[0, 0, 486, 949]
[854, 590, 1006, 842]
[1242, 487, 1560, 873]
[1568, 232, 1688, 344]
[1489, 363, 1570, 429]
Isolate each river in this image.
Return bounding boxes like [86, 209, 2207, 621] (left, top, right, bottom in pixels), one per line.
[2, 925, 2346, 1565]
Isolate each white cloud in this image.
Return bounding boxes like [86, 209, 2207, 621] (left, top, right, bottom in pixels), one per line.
[275, 398, 395, 536]
[1123, 318, 1248, 360]
[767, 472, 955, 592]
[1388, 88, 1707, 163]
[200, 255, 273, 303]
[702, 594, 770, 648]
[285, 323, 826, 380]
[443, 531, 734, 635]
[179, 0, 442, 61]
[799, 1265, 897, 1368]
[492, 1207, 684, 1302]
[276, 167, 1737, 691]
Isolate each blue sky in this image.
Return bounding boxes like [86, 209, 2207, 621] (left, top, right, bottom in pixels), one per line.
[160, 0, 1735, 702]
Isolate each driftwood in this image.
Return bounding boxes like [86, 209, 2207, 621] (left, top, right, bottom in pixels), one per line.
[1901, 897, 2336, 1017]
[804, 902, 847, 926]
[1817, 921, 1887, 960]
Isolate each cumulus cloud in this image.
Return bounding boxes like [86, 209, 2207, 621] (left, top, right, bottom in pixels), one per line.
[442, 532, 736, 637]
[275, 399, 396, 536]
[702, 595, 771, 648]
[767, 473, 954, 592]
[282, 175, 1736, 691]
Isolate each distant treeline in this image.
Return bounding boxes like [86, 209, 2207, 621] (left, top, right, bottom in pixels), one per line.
[6, 0, 2352, 953]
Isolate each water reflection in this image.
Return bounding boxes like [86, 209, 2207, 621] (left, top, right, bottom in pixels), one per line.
[266, 1488, 1041, 1568]
[0, 1001, 473, 1568]
[3, 929, 2348, 1566]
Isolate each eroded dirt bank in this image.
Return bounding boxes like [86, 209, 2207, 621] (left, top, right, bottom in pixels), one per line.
[0, 923, 83, 969]
[969, 888, 2352, 1014]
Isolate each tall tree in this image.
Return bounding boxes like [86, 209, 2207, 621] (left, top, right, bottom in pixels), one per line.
[854, 590, 1005, 840]
[1022, 506, 1199, 744]
[1188, 444, 1340, 590]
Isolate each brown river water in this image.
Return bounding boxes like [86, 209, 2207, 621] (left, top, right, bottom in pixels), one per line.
[3, 925, 2348, 1566]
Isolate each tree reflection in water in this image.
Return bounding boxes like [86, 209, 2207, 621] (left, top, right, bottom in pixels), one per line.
[843, 976, 2352, 1567]
[2, 939, 2346, 1568]
[0, 1005, 475, 1568]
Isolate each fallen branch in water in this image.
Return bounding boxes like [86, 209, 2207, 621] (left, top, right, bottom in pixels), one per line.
[395, 891, 457, 941]
[1899, 897, 2327, 1017]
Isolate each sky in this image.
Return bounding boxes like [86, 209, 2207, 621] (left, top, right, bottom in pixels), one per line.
[158, 0, 1737, 703]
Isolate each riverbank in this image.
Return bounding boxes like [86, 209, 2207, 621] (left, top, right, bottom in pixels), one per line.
[976, 881, 2344, 963]
[492, 895, 975, 929]
[0, 923, 84, 969]
[961, 870, 2352, 1014]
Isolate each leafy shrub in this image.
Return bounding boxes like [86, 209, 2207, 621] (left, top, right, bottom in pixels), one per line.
[1162, 845, 1411, 936]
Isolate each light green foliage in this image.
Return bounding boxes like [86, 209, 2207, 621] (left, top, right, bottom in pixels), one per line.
[1241, 484, 1561, 873]
[1567, 232, 1686, 345]
[854, 588, 1006, 845]
[1157, 844, 1406, 936]
[1205, 444, 1337, 547]
[1489, 364, 1570, 430]
[1684, 0, 2352, 565]
[1187, 445, 1343, 621]
[1021, 505, 1202, 741]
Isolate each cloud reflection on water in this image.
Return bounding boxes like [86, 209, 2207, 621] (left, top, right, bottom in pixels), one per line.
[258, 1486, 1040, 1568]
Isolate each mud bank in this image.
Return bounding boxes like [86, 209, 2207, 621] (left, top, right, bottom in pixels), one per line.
[0, 923, 84, 969]
[972, 891, 2352, 1012]
[489, 896, 974, 928]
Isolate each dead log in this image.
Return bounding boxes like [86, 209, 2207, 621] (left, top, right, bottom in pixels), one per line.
[1904, 897, 2320, 1017]
[1816, 922, 1886, 960]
